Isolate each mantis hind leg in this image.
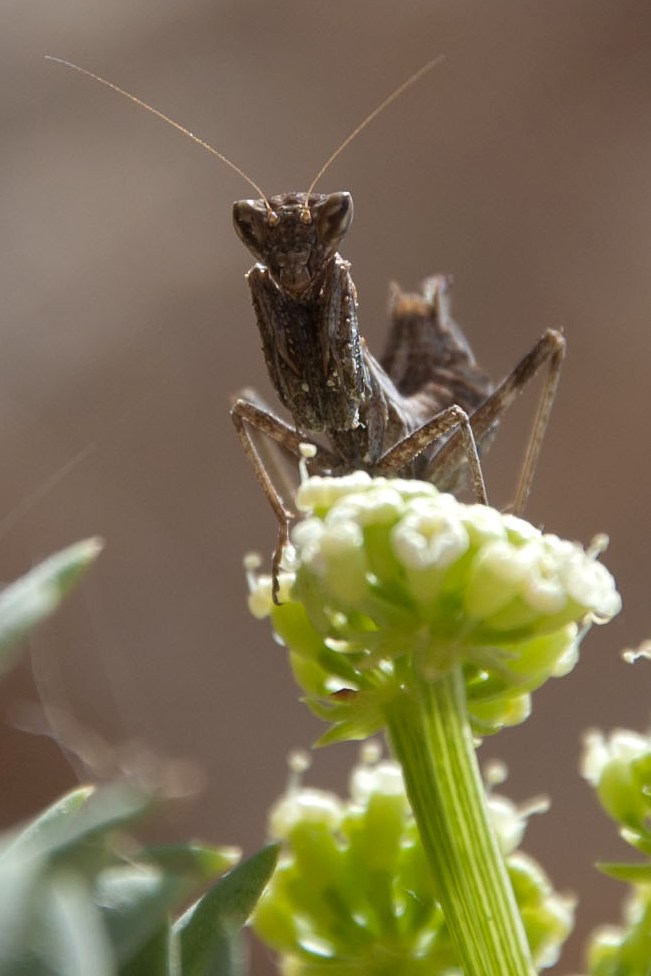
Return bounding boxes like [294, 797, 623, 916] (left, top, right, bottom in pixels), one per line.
[424, 329, 565, 514]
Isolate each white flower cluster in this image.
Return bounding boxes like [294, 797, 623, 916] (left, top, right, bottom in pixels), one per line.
[247, 475, 620, 736]
[289, 473, 621, 625]
[581, 728, 650, 786]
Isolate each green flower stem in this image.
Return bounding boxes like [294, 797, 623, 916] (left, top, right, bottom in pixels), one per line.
[384, 661, 535, 976]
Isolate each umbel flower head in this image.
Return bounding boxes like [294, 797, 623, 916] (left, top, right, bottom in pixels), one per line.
[582, 726, 651, 975]
[253, 745, 574, 974]
[582, 728, 651, 839]
[248, 474, 620, 741]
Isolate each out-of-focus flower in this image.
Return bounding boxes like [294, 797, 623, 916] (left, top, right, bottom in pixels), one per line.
[582, 725, 651, 975]
[582, 729, 651, 834]
[253, 747, 574, 974]
[587, 886, 651, 976]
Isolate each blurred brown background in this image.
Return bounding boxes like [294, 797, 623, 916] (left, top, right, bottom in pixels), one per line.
[2, 1, 650, 970]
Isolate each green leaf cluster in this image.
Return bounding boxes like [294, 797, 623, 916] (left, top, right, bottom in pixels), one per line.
[0, 781, 278, 976]
[0, 544, 278, 976]
[0, 538, 103, 675]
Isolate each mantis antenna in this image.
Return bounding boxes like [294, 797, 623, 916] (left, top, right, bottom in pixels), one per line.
[306, 54, 444, 196]
[46, 54, 444, 217]
[44, 56, 273, 212]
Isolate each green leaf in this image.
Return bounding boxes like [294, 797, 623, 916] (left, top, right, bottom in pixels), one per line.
[0, 786, 93, 859]
[23, 783, 150, 873]
[0, 786, 148, 973]
[0, 843, 45, 972]
[0, 538, 103, 674]
[0, 789, 96, 971]
[120, 925, 171, 976]
[38, 872, 116, 976]
[99, 864, 189, 966]
[597, 860, 651, 883]
[176, 844, 280, 976]
[100, 844, 242, 968]
[142, 843, 240, 883]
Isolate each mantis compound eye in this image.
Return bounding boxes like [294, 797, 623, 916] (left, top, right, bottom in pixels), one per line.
[313, 192, 353, 249]
[232, 199, 271, 261]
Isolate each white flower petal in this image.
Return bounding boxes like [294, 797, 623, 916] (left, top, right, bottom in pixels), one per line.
[296, 472, 373, 511]
[350, 759, 405, 802]
[391, 507, 469, 570]
[269, 788, 342, 838]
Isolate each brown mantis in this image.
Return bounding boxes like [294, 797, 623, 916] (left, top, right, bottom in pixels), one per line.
[46, 57, 565, 597]
[231, 191, 563, 593]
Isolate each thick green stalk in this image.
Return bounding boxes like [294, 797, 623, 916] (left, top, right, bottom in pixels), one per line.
[384, 662, 535, 976]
